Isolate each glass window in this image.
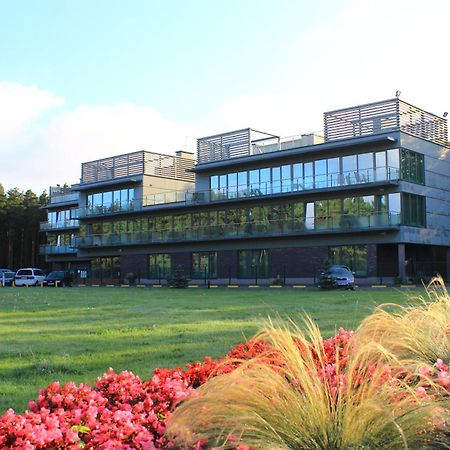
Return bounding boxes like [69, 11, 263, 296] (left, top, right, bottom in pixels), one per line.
[387, 149, 400, 179]
[238, 249, 269, 278]
[360, 196, 375, 215]
[260, 168, 270, 195]
[401, 194, 425, 226]
[281, 165, 291, 192]
[375, 151, 387, 181]
[293, 163, 303, 191]
[249, 170, 260, 195]
[329, 245, 368, 276]
[113, 190, 121, 211]
[192, 252, 217, 278]
[304, 162, 313, 190]
[293, 202, 305, 229]
[237, 171, 248, 197]
[327, 158, 340, 187]
[342, 155, 357, 184]
[91, 256, 120, 280]
[120, 189, 128, 208]
[314, 159, 327, 189]
[227, 173, 238, 198]
[305, 202, 314, 229]
[103, 191, 112, 210]
[388, 193, 401, 225]
[48, 211, 57, 224]
[271, 167, 281, 194]
[357, 153, 373, 182]
[93, 193, 102, 210]
[328, 199, 341, 228]
[219, 174, 227, 190]
[210, 175, 219, 200]
[148, 254, 171, 279]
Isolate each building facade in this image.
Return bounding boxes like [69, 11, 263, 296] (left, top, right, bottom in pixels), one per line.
[41, 98, 450, 284]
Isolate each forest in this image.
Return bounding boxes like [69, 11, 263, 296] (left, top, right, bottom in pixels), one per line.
[0, 184, 48, 269]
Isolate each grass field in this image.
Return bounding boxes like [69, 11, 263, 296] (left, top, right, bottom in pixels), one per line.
[0, 286, 421, 414]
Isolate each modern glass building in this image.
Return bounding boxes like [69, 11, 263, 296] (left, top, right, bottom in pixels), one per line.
[41, 98, 450, 284]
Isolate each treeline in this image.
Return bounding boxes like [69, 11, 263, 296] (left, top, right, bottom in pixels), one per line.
[0, 184, 48, 269]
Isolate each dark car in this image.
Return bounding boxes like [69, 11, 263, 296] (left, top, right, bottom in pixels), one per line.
[43, 271, 73, 287]
[318, 265, 355, 290]
[0, 270, 15, 286]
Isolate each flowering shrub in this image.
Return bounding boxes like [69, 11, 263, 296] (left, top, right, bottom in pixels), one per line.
[0, 369, 194, 449]
[1, 327, 448, 449]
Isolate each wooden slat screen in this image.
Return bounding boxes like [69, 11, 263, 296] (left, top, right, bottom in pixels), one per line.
[81, 150, 194, 184]
[324, 98, 448, 146]
[197, 128, 251, 163]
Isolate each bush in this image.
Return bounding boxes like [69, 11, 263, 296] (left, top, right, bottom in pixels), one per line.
[1, 278, 449, 449]
[167, 266, 189, 288]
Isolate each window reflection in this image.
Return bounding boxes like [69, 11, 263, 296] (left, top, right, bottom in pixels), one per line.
[208, 148, 417, 200]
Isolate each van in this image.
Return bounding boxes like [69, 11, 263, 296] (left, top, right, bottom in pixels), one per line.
[14, 268, 46, 286]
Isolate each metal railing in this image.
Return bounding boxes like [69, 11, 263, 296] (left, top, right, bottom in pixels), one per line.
[74, 211, 400, 248]
[40, 219, 80, 231]
[73, 166, 399, 217]
[40, 245, 77, 255]
[49, 192, 80, 205]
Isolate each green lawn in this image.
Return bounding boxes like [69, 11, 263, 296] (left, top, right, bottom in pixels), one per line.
[0, 286, 420, 413]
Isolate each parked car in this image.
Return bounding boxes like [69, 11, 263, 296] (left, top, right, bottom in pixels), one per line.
[318, 265, 355, 290]
[43, 270, 73, 287]
[0, 270, 15, 286]
[14, 268, 46, 287]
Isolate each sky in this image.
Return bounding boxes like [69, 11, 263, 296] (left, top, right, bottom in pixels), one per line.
[0, 0, 449, 194]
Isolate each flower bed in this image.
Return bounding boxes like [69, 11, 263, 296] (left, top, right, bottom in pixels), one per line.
[1, 279, 449, 449]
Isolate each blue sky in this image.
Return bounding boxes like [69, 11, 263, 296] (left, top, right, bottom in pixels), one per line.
[0, 0, 449, 193]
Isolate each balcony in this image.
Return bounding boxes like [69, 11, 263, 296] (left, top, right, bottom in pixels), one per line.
[208, 166, 399, 202]
[48, 186, 79, 205]
[74, 211, 400, 248]
[40, 219, 80, 231]
[40, 245, 77, 255]
[74, 166, 399, 217]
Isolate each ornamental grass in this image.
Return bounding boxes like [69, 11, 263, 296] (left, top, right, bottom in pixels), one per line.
[167, 279, 450, 449]
[355, 276, 450, 365]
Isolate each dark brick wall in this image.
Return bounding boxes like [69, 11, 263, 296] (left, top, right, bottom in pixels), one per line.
[120, 254, 148, 278]
[172, 253, 191, 277]
[269, 247, 328, 278]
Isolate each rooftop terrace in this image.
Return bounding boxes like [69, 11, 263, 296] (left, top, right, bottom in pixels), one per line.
[196, 98, 448, 164]
[80, 150, 195, 185]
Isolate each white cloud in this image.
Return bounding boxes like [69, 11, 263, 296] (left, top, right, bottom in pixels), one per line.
[0, 82, 63, 142]
[1, 1, 449, 194]
[39, 102, 198, 188]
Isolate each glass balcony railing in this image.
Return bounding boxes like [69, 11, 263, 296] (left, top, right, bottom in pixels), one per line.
[74, 211, 400, 248]
[209, 166, 400, 202]
[73, 166, 400, 217]
[40, 245, 77, 255]
[40, 219, 80, 231]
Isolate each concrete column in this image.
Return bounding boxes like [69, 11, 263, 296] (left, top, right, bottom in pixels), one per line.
[398, 243, 406, 282]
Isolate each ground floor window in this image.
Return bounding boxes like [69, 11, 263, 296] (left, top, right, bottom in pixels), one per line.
[148, 253, 171, 279]
[238, 249, 269, 278]
[192, 252, 217, 278]
[91, 256, 120, 279]
[329, 245, 368, 276]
